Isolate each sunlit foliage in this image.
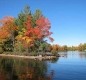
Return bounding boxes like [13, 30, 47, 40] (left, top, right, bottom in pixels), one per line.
[0, 6, 54, 54]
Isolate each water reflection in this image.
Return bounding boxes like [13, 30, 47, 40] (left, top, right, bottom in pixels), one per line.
[59, 51, 86, 59]
[48, 51, 86, 80]
[48, 58, 59, 63]
[79, 52, 86, 59]
[58, 51, 68, 58]
[1, 52, 86, 80]
[0, 57, 58, 80]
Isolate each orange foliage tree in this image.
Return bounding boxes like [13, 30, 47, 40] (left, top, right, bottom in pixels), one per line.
[0, 16, 18, 52]
[0, 16, 17, 41]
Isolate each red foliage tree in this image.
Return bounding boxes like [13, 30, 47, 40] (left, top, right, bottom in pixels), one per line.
[25, 16, 54, 42]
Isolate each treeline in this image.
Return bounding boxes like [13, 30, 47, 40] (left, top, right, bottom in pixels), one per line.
[50, 43, 86, 52]
[0, 5, 55, 55]
[78, 43, 86, 51]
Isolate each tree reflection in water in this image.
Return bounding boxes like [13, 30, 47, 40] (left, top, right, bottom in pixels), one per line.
[79, 52, 86, 59]
[0, 57, 58, 80]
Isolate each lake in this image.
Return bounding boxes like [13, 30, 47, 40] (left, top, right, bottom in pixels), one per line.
[0, 51, 86, 80]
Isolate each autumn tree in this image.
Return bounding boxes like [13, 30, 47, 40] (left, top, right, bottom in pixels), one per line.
[15, 6, 53, 53]
[0, 5, 54, 54]
[0, 16, 18, 51]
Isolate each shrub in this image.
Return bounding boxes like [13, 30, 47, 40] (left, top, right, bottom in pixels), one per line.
[51, 50, 58, 56]
[0, 47, 3, 54]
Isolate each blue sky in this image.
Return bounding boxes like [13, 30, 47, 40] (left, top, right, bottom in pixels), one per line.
[0, 0, 86, 46]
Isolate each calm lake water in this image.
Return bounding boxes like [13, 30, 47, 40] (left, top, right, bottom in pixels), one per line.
[0, 51, 86, 80]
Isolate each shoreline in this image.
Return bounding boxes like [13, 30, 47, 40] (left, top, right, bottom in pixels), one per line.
[0, 54, 58, 60]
